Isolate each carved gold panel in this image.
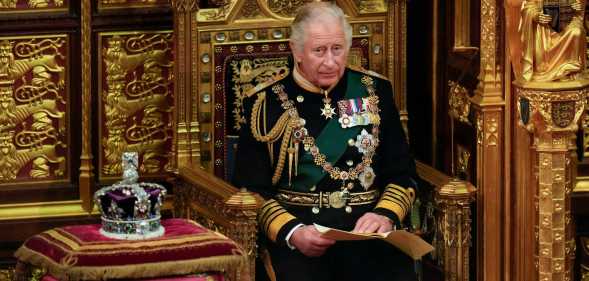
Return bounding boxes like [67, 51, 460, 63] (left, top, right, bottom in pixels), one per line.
[453, 0, 477, 52]
[0, 0, 67, 13]
[97, 0, 169, 10]
[98, 31, 174, 180]
[353, 0, 386, 14]
[0, 35, 69, 186]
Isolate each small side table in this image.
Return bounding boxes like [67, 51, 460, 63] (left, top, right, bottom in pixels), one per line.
[14, 219, 245, 281]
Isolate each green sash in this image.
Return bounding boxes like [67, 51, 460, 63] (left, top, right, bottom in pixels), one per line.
[292, 71, 372, 191]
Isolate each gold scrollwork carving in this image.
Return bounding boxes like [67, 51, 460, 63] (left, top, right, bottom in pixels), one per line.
[198, 1, 231, 21]
[237, 0, 262, 19]
[0, 37, 67, 183]
[448, 80, 471, 124]
[267, 0, 306, 18]
[0, 0, 63, 8]
[230, 57, 289, 131]
[353, 0, 387, 13]
[170, 0, 198, 12]
[101, 32, 174, 176]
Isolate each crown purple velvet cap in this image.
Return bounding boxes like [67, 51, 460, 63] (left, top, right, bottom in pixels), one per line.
[93, 152, 167, 239]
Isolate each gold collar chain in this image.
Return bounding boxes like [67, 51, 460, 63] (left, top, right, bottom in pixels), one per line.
[271, 76, 380, 191]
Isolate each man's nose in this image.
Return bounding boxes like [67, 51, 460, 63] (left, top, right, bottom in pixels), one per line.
[323, 50, 336, 67]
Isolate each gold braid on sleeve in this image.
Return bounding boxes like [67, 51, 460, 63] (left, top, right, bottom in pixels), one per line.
[250, 91, 297, 185]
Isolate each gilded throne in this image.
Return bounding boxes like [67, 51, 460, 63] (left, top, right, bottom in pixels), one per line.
[170, 1, 476, 281]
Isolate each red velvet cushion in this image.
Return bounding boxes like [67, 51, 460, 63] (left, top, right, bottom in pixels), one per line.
[15, 219, 245, 280]
[41, 273, 225, 281]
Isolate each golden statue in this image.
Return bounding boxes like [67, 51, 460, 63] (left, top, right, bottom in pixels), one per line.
[506, 0, 586, 82]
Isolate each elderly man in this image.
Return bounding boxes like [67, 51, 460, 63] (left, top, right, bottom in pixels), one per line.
[233, 2, 418, 281]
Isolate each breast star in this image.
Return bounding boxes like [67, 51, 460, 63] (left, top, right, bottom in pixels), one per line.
[321, 103, 336, 119]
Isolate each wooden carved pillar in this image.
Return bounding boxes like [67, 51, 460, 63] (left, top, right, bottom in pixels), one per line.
[473, 0, 504, 280]
[170, 0, 200, 169]
[225, 189, 260, 281]
[515, 81, 588, 281]
[79, 0, 93, 211]
[435, 179, 476, 281]
[387, 0, 408, 134]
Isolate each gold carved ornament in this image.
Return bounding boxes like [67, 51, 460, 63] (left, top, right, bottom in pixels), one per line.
[448, 80, 471, 124]
[0, 0, 63, 9]
[353, 0, 387, 13]
[506, 0, 586, 82]
[267, 0, 306, 18]
[101, 33, 174, 176]
[0, 37, 67, 182]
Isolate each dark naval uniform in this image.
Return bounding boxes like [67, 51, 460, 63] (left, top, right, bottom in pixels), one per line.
[232, 65, 418, 281]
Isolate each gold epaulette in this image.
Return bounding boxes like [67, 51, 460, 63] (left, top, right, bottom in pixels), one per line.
[244, 69, 290, 98]
[347, 64, 390, 81]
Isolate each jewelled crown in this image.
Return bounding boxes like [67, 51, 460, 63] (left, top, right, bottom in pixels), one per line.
[93, 152, 167, 240]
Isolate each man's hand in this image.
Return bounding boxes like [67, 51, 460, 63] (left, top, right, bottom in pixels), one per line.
[571, 1, 583, 12]
[353, 212, 394, 233]
[289, 225, 335, 257]
[537, 13, 552, 25]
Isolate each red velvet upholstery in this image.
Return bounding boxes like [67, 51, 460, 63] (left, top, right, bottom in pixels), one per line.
[15, 219, 245, 280]
[40, 273, 225, 281]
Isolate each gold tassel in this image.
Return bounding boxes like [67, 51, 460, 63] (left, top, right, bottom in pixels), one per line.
[288, 145, 294, 187]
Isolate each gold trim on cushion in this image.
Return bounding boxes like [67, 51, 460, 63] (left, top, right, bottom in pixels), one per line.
[15, 246, 244, 281]
[43, 229, 230, 252]
[259, 200, 297, 242]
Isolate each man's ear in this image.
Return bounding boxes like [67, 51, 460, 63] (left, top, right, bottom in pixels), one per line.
[289, 41, 302, 63]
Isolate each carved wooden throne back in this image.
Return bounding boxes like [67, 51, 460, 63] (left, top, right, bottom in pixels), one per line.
[188, 0, 396, 179]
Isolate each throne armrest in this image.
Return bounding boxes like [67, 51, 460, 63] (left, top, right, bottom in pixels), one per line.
[415, 160, 476, 281]
[174, 166, 262, 281]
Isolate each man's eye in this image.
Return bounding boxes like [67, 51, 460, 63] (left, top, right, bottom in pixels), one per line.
[313, 47, 325, 54]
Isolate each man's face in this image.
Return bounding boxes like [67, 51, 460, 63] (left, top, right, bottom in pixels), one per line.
[292, 17, 348, 88]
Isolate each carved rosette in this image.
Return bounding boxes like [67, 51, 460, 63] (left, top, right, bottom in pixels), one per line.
[434, 179, 476, 281]
[514, 80, 589, 281]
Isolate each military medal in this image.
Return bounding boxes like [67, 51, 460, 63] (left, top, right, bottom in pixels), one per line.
[355, 129, 377, 154]
[320, 89, 336, 119]
[337, 97, 379, 128]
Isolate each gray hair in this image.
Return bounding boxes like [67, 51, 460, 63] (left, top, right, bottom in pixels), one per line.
[290, 2, 353, 52]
